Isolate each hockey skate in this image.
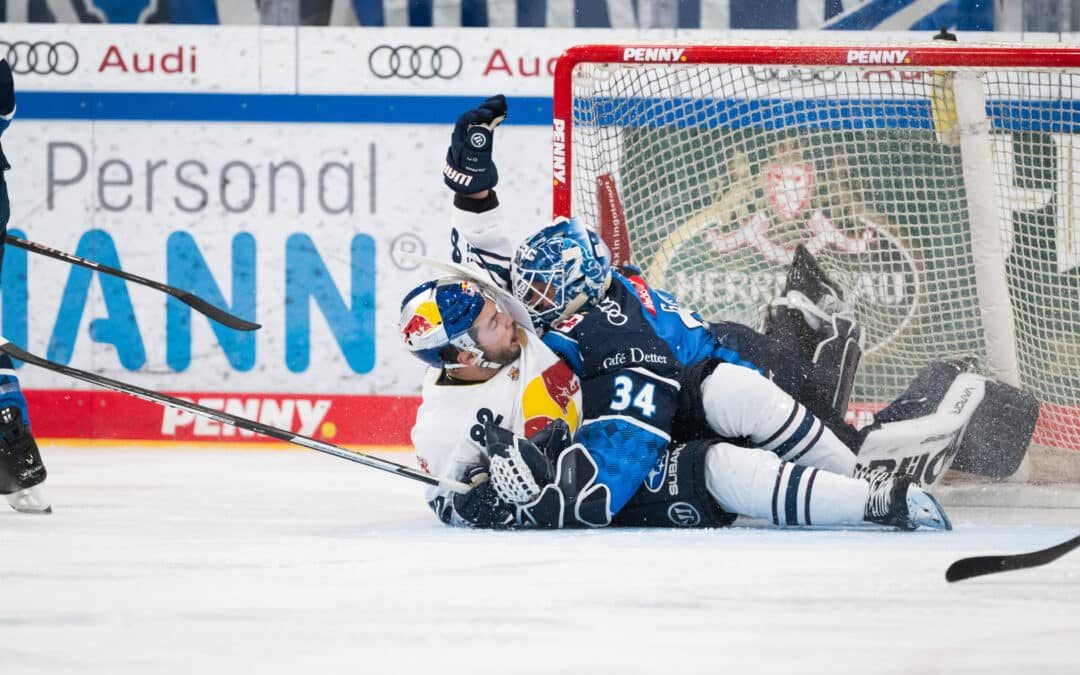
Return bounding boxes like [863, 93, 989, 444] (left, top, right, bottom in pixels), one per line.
[863, 473, 951, 531]
[0, 406, 50, 514]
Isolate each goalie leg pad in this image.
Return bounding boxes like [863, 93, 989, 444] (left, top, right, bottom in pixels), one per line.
[856, 362, 989, 486]
[613, 440, 738, 529]
[949, 380, 1038, 478]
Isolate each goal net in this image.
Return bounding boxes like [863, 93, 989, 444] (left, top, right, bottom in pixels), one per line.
[553, 42, 1080, 484]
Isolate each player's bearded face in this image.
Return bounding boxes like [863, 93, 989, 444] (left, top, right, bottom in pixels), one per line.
[470, 299, 521, 365]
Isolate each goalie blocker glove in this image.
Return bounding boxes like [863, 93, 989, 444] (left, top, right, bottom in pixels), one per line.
[443, 94, 507, 194]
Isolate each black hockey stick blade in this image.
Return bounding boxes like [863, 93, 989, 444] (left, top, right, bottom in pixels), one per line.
[945, 534, 1080, 582]
[0, 338, 468, 494]
[4, 235, 261, 332]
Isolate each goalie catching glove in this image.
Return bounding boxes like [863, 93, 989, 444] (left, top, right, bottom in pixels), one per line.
[485, 419, 570, 504]
[443, 94, 507, 194]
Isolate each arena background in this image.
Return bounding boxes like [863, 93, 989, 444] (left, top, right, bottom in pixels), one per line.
[0, 0, 1072, 447]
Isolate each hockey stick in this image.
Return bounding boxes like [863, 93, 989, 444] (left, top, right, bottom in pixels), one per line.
[945, 534, 1080, 582]
[4, 235, 260, 332]
[0, 338, 470, 494]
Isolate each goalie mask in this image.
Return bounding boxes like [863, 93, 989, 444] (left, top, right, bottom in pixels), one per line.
[399, 278, 504, 370]
[511, 217, 612, 330]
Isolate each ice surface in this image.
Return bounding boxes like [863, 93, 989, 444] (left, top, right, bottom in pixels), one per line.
[2, 447, 1077, 675]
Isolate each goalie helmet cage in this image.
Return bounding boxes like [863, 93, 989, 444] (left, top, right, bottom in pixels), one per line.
[552, 43, 1080, 479]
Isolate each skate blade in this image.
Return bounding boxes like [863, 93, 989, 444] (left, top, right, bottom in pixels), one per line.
[6, 485, 52, 514]
[907, 489, 951, 531]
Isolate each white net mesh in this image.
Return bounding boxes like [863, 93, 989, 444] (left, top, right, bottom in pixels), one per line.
[562, 46, 1080, 479]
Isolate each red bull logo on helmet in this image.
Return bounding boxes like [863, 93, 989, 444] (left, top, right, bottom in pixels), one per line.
[402, 300, 443, 342]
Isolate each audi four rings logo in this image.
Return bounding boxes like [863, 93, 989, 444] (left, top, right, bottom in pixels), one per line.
[1, 41, 78, 75]
[368, 45, 462, 79]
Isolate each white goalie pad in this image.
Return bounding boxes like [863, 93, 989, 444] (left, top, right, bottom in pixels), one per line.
[856, 372, 987, 487]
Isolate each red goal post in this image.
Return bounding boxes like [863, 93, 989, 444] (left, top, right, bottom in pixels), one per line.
[551, 42, 1080, 479]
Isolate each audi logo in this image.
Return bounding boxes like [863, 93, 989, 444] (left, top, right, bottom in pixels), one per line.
[749, 66, 841, 83]
[368, 45, 462, 80]
[1, 41, 78, 75]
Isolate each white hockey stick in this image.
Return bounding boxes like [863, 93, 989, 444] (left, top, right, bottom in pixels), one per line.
[0, 338, 470, 494]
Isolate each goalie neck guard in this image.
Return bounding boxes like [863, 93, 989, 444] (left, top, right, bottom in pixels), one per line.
[399, 277, 502, 370]
[511, 217, 612, 331]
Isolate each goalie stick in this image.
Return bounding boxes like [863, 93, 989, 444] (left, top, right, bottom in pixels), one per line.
[945, 534, 1080, 582]
[4, 235, 260, 332]
[0, 338, 470, 494]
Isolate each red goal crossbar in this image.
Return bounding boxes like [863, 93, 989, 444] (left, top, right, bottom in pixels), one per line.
[551, 43, 1080, 220]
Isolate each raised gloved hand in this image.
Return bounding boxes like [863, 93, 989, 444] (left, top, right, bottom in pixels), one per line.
[443, 94, 507, 194]
[0, 59, 14, 118]
[451, 464, 515, 529]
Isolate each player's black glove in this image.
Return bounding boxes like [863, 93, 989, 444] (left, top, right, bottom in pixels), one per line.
[0, 60, 14, 117]
[451, 465, 515, 529]
[443, 94, 506, 194]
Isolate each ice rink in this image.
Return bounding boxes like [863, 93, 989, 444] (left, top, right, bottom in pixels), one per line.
[2, 446, 1077, 675]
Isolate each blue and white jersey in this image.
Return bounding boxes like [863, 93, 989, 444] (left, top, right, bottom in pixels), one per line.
[541, 269, 776, 514]
[541, 275, 684, 513]
[611, 268, 761, 371]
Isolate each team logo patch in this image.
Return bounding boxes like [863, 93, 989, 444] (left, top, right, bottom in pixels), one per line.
[667, 502, 702, 527]
[625, 274, 656, 316]
[766, 160, 814, 222]
[552, 314, 584, 332]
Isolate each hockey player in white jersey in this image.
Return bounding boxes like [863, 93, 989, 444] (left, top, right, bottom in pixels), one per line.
[403, 276, 583, 527]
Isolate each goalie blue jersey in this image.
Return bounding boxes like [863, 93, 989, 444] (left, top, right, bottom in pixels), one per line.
[541, 269, 760, 514]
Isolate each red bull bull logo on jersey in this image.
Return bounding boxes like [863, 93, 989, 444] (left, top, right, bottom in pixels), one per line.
[522, 361, 581, 438]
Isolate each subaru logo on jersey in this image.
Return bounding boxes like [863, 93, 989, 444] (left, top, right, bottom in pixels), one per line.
[644, 448, 668, 493]
[667, 502, 702, 527]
